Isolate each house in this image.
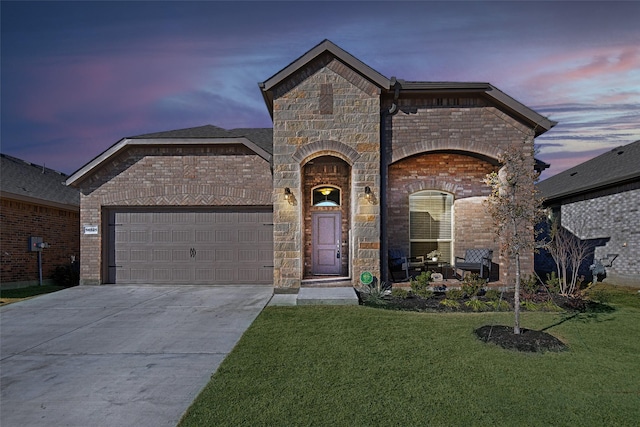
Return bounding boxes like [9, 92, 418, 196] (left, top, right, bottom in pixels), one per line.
[537, 140, 640, 286]
[66, 40, 556, 289]
[1, 154, 80, 289]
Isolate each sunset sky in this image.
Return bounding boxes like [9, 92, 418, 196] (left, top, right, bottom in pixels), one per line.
[2, 1, 638, 180]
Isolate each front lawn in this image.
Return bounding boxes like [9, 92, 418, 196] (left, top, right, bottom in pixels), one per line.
[0, 285, 66, 305]
[179, 285, 639, 426]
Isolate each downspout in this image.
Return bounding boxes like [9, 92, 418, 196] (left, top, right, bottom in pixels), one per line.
[380, 78, 400, 284]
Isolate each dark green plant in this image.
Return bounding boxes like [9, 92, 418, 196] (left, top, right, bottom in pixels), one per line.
[360, 280, 389, 306]
[540, 300, 563, 312]
[520, 300, 540, 311]
[50, 264, 80, 287]
[439, 299, 460, 309]
[410, 271, 432, 295]
[545, 271, 560, 294]
[487, 299, 510, 311]
[485, 289, 502, 300]
[390, 288, 409, 299]
[446, 289, 464, 300]
[465, 299, 490, 312]
[521, 274, 541, 300]
[415, 288, 434, 299]
[461, 273, 485, 298]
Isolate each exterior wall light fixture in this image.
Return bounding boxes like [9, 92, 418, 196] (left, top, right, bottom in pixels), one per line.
[364, 186, 375, 204]
[284, 187, 296, 205]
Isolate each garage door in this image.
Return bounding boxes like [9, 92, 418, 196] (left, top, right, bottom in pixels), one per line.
[107, 209, 273, 284]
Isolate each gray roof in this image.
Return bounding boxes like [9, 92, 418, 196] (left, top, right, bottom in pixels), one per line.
[538, 140, 640, 203]
[1, 154, 79, 208]
[66, 125, 273, 187]
[129, 125, 273, 155]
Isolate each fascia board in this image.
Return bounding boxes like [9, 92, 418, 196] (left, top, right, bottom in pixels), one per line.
[261, 40, 390, 92]
[484, 86, 558, 134]
[1, 190, 79, 211]
[66, 137, 272, 187]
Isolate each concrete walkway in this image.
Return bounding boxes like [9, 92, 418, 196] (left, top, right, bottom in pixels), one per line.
[268, 286, 359, 306]
[0, 285, 273, 427]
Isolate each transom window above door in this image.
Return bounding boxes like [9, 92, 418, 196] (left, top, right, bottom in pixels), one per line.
[409, 191, 453, 262]
[312, 186, 341, 206]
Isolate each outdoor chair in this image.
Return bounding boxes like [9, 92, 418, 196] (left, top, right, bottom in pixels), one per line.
[388, 249, 424, 282]
[455, 249, 493, 281]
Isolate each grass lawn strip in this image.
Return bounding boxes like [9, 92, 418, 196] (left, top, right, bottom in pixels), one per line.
[179, 290, 640, 426]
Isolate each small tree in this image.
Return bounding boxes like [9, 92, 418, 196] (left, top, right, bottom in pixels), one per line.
[544, 218, 590, 295]
[484, 134, 545, 334]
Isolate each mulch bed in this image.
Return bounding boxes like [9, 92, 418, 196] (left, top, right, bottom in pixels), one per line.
[356, 289, 610, 353]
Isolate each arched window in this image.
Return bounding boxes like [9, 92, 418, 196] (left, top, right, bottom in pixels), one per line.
[312, 186, 341, 206]
[409, 191, 453, 262]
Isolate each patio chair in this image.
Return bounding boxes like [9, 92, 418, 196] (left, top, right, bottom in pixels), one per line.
[388, 249, 424, 282]
[455, 249, 493, 281]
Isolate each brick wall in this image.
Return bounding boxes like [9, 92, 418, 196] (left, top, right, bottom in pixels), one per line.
[385, 98, 537, 285]
[272, 56, 381, 288]
[1, 198, 79, 286]
[75, 145, 273, 285]
[561, 186, 640, 285]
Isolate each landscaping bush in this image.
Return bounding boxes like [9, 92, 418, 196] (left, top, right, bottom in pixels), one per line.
[461, 273, 485, 298]
[50, 263, 80, 287]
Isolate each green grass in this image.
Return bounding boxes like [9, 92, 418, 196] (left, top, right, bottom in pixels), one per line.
[180, 285, 640, 426]
[0, 285, 66, 299]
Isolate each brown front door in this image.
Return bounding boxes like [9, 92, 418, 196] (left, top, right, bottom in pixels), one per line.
[311, 212, 341, 275]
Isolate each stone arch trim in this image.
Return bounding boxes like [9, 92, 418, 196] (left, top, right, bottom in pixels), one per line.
[292, 140, 360, 165]
[390, 141, 500, 165]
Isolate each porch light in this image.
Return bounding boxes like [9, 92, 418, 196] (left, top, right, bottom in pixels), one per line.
[284, 187, 296, 205]
[319, 187, 333, 196]
[364, 186, 374, 203]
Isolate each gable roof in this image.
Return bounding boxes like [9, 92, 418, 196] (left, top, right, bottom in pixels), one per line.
[258, 40, 556, 135]
[538, 140, 640, 203]
[259, 39, 391, 117]
[66, 125, 273, 187]
[1, 154, 79, 209]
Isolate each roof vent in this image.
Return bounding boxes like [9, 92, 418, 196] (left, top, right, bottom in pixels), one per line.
[617, 150, 624, 155]
[570, 172, 578, 176]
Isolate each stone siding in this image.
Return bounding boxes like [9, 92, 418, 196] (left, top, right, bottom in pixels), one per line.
[1, 198, 79, 287]
[272, 57, 381, 288]
[75, 145, 272, 285]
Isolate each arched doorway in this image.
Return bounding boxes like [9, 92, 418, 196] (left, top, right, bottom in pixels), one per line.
[302, 156, 351, 277]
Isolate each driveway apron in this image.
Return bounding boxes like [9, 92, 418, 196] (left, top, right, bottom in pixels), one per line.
[0, 285, 273, 427]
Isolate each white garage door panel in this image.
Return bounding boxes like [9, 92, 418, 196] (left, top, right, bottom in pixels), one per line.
[110, 210, 273, 284]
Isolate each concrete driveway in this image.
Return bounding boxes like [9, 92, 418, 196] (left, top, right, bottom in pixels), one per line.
[0, 285, 273, 427]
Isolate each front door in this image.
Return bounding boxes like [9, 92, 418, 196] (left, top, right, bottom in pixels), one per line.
[312, 212, 342, 275]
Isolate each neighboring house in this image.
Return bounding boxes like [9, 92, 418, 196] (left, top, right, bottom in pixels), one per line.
[537, 140, 640, 286]
[66, 40, 555, 289]
[1, 154, 80, 288]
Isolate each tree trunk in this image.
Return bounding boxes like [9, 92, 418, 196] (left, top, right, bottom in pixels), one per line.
[514, 252, 521, 335]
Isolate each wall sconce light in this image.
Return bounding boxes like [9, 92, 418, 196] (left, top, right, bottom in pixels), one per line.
[364, 186, 374, 204]
[284, 187, 296, 205]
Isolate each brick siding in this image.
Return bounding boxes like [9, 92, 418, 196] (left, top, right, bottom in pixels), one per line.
[1, 198, 79, 286]
[75, 145, 272, 285]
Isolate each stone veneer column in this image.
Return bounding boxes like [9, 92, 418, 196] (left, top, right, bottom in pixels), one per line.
[271, 58, 382, 289]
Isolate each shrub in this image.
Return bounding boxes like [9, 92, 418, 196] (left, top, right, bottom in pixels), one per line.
[360, 281, 389, 306]
[439, 299, 460, 309]
[415, 288, 434, 299]
[465, 299, 490, 312]
[540, 300, 563, 312]
[410, 271, 432, 295]
[461, 273, 485, 298]
[484, 289, 502, 301]
[446, 289, 464, 300]
[390, 288, 409, 299]
[521, 274, 541, 300]
[50, 263, 80, 287]
[487, 299, 510, 311]
[545, 271, 560, 294]
[520, 300, 540, 311]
